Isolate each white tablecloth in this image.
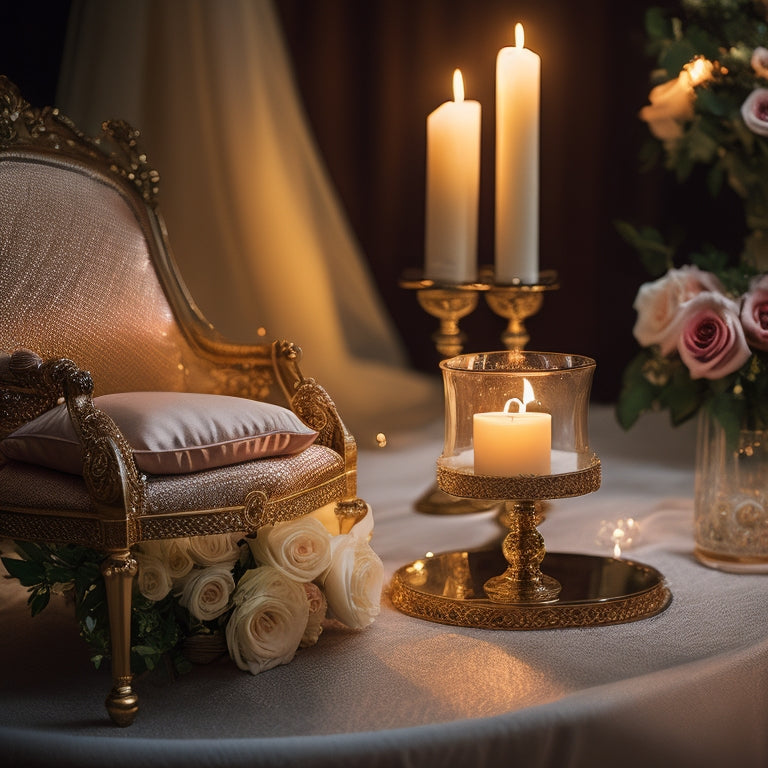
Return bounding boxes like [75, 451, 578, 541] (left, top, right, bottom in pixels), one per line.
[2, 406, 767, 767]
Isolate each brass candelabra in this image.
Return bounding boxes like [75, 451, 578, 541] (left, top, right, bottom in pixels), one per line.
[399, 267, 559, 357]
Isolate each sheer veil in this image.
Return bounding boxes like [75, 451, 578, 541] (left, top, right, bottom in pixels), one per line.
[57, 0, 440, 438]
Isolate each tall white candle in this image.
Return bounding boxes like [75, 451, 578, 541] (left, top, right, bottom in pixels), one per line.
[495, 23, 540, 285]
[473, 379, 551, 476]
[424, 69, 481, 283]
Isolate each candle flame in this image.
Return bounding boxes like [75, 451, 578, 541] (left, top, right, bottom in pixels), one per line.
[523, 378, 534, 405]
[503, 378, 536, 415]
[452, 69, 465, 103]
[515, 22, 525, 49]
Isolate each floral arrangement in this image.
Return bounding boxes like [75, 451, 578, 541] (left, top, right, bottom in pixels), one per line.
[618, 0, 768, 440]
[1, 505, 383, 676]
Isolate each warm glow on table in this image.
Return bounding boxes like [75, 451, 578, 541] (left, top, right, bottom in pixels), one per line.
[495, 22, 540, 284]
[424, 69, 481, 283]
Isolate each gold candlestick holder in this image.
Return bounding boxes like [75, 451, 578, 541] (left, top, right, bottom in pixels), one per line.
[399, 273, 485, 358]
[482, 268, 559, 350]
[390, 351, 672, 629]
[400, 267, 559, 353]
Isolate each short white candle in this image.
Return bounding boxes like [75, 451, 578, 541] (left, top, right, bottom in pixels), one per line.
[495, 23, 540, 285]
[424, 69, 481, 283]
[473, 380, 551, 476]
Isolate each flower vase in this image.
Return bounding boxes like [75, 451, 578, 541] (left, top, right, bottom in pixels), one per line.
[694, 410, 768, 572]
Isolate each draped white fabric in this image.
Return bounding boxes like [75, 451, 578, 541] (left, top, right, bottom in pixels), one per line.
[56, 0, 440, 438]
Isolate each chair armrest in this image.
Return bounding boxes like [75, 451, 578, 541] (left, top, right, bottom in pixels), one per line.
[0, 349, 143, 523]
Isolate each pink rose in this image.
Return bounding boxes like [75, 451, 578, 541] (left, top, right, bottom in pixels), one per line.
[741, 88, 768, 137]
[741, 274, 768, 350]
[633, 266, 724, 355]
[676, 293, 751, 379]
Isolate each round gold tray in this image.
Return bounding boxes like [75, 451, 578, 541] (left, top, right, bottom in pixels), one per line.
[389, 547, 671, 630]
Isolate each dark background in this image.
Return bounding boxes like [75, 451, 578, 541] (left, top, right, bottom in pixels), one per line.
[2, 0, 685, 402]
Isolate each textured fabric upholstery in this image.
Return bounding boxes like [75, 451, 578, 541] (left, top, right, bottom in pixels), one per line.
[0, 444, 343, 515]
[0, 158, 192, 394]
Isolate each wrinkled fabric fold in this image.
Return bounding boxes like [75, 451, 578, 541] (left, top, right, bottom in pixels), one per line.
[56, 0, 441, 437]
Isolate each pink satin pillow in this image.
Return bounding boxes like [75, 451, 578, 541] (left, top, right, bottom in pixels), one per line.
[0, 392, 318, 475]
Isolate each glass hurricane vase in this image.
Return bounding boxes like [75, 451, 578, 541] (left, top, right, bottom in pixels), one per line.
[694, 409, 768, 573]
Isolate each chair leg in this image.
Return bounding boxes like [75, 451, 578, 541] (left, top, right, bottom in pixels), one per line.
[101, 550, 138, 726]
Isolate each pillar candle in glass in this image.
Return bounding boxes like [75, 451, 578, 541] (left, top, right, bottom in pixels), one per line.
[473, 379, 551, 476]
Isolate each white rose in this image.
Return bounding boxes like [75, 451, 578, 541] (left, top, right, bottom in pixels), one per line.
[300, 581, 327, 648]
[135, 552, 173, 602]
[348, 503, 374, 541]
[247, 516, 331, 582]
[639, 77, 693, 140]
[226, 566, 309, 674]
[752, 47, 768, 79]
[639, 58, 713, 141]
[632, 265, 724, 354]
[321, 535, 383, 630]
[178, 565, 235, 621]
[139, 538, 195, 580]
[187, 533, 243, 567]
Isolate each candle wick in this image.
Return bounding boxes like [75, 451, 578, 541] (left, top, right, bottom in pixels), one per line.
[503, 397, 526, 414]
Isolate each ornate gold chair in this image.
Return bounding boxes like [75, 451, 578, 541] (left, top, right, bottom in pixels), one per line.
[0, 76, 367, 726]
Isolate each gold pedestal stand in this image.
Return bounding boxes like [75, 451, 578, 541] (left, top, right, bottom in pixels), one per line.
[390, 457, 672, 629]
[400, 268, 559, 516]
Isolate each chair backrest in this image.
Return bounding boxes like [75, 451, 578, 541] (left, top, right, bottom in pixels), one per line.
[0, 76, 256, 399]
[0, 149, 193, 394]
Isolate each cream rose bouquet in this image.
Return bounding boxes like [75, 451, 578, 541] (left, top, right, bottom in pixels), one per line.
[618, 0, 768, 440]
[1, 505, 383, 677]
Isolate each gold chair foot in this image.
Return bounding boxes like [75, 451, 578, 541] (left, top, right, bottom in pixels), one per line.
[105, 683, 138, 727]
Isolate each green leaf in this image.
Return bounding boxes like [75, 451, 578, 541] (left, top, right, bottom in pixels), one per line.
[684, 26, 722, 61]
[645, 7, 672, 42]
[659, 40, 698, 77]
[689, 244, 729, 274]
[616, 352, 659, 429]
[659, 365, 704, 425]
[133, 644, 162, 657]
[614, 221, 674, 276]
[44, 564, 76, 586]
[28, 588, 51, 617]
[708, 393, 745, 447]
[695, 87, 729, 118]
[11, 541, 49, 563]
[1, 556, 45, 587]
[706, 163, 724, 197]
